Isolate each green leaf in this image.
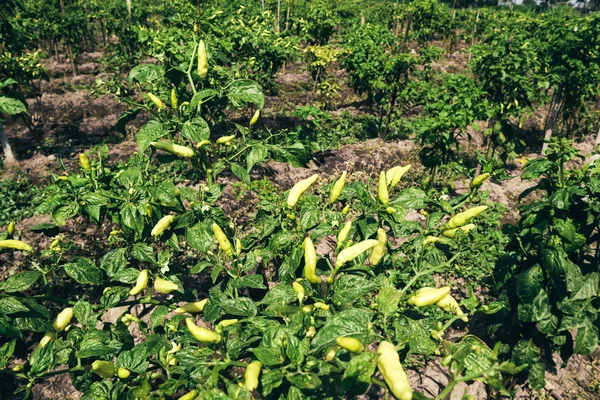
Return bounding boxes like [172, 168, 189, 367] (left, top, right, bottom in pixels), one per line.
[117, 167, 142, 188]
[261, 369, 284, 396]
[0, 297, 29, 314]
[231, 275, 266, 290]
[221, 297, 257, 317]
[529, 361, 546, 390]
[128, 64, 164, 83]
[81, 380, 113, 400]
[137, 120, 167, 152]
[52, 202, 79, 226]
[181, 117, 210, 143]
[311, 309, 372, 351]
[251, 346, 284, 366]
[376, 284, 402, 317]
[332, 275, 381, 305]
[231, 162, 251, 186]
[131, 243, 156, 264]
[247, 145, 269, 172]
[0, 315, 22, 339]
[574, 319, 598, 355]
[115, 107, 141, 135]
[0, 271, 41, 293]
[0, 96, 27, 116]
[30, 341, 55, 377]
[522, 158, 552, 180]
[286, 372, 322, 390]
[190, 89, 218, 108]
[117, 342, 150, 373]
[227, 79, 264, 108]
[186, 222, 214, 253]
[64, 258, 103, 285]
[74, 300, 97, 330]
[395, 317, 437, 356]
[76, 330, 122, 358]
[342, 352, 378, 394]
[392, 187, 428, 209]
[0, 340, 16, 369]
[511, 339, 540, 366]
[300, 205, 320, 231]
[259, 283, 297, 305]
[150, 306, 169, 330]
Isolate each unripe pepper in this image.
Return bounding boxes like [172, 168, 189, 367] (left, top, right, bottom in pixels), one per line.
[336, 337, 363, 353]
[408, 287, 451, 307]
[0, 239, 33, 252]
[250, 109, 260, 127]
[174, 299, 208, 314]
[49, 238, 61, 251]
[79, 153, 91, 171]
[342, 204, 350, 215]
[386, 207, 396, 214]
[212, 223, 234, 256]
[52, 307, 73, 332]
[91, 360, 115, 379]
[436, 294, 468, 322]
[216, 135, 235, 145]
[335, 239, 379, 269]
[423, 236, 440, 245]
[471, 173, 490, 188]
[235, 238, 242, 256]
[244, 361, 262, 391]
[292, 281, 305, 303]
[150, 141, 195, 158]
[287, 174, 319, 208]
[7, 221, 15, 236]
[154, 277, 178, 294]
[145, 203, 153, 217]
[369, 228, 387, 266]
[378, 171, 389, 205]
[385, 166, 403, 186]
[198, 40, 208, 78]
[446, 206, 488, 229]
[185, 318, 221, 344]
[117, 367, 131, 379]
[151, 215, 174, 237]
[442, 223, 476, 238]
[303, 237, 320, 284]
[377, 341, 412, 400]
[216, 319, 239, 332]
[324, 345, 339, 361]
[329, 171, 347, 203]
[386, 165, 411, 188]
[196, 139, 211, 149]
[179, 390, 198, 400]
[147, 93, 165, 109]
[313, 302, 329, 310]
[336, 220, 352, 250]
[130, 269, 149, 295]
[171, 88, 178, 109]
[38, 332, 54, 348]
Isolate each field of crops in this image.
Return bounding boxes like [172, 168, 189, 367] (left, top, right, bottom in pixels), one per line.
[1, 0, 600, 399]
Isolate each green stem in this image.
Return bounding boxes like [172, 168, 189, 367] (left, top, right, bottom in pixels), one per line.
[186, 42, 199, 96]
[435, 366, 496, 400]
[35, 366, 84, 380]
[400, 252, 460, 295]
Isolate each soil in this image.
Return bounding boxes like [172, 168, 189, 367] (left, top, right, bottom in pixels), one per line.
[2, 47, 600, 400]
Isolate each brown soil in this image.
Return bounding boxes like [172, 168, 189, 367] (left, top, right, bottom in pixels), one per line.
[2, 47, 600, 400]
